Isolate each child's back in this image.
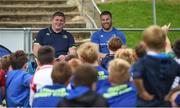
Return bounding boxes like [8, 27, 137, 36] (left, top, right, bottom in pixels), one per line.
[5, 50, 32, 107]
[133, 25, 180, 106]
[32, 61, 72, 107]
[98, 59, 137, 107]
[58, 64, 108, 107]
[6, 70, 32, 107]
[135, 54, 180, 97]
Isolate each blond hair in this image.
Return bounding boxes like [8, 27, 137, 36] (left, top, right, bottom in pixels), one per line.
[143, 25, 166, 50]
[108, 59, 130, 85]
[115, 48, 135, 65]
[77, 42, 99, 63]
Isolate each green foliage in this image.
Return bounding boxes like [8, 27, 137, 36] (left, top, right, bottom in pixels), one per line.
[98, 0, 180, 48]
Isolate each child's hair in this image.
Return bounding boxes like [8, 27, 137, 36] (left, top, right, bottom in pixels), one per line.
[0, 55, 12, 73]
[143, 25, 166, 50]
[173, 38, 180, 58]
[74, 64, 98, 88]
[108, 58, 130, 85]
[135, 42, 146, 59]
[108, 37, 122, 52]
[11, 50, 28, 70]
[37, 45, 55, 65]
[77, 42, 99, 64]
[115, 48, 135, 65]
[51, 61, 72, 84]
[68, 58, 81, 72]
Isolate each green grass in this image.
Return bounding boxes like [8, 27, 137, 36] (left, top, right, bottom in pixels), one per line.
[98, 0, 180, 48]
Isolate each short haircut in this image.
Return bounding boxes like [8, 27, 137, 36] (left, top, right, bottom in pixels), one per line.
[74, 64, 98, 88]
[135, 42, 146, 58]
[37, 45, 55, 65]
[100, 10, 112, 18]
[11, 50, 28, 70]
[108, 59, 130, 85]
[108, 37, 122, 52]
[51, 61, 72, 84]
[68, 58, 81, 72]
[115, 48, 135, 65]
[52, 11, 65, 20]
[143, 25, 166, 50]
[0, 55, 12, 72]
[77, 42, 99, 63]
[173, 38, 180, 58]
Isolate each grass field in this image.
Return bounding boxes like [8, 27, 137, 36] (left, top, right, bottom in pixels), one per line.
[98, 0, 180, 48]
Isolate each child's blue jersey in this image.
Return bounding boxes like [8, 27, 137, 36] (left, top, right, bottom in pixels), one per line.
[95, 66, 109, 91]
[98, 82, 137, 107]
[6, 70, 32, 107]
[32, 84, 68, 107]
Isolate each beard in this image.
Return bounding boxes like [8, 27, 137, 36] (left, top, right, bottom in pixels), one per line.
[102, 22, 112, 31]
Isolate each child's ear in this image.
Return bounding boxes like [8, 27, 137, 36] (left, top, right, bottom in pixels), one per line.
[143, 42, 147, 51]
[92, 82, 97, 91]
[65, 77, 72, 86]
[22, 63, 28, 71]
[108, 76, 113, 83]
[8, 65, 13, 71]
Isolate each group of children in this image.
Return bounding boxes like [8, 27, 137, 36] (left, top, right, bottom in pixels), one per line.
[0, 24, 180, 107]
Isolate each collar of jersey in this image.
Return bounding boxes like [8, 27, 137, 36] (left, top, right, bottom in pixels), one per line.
[66, 86, 90, 100]
[147, 51, 170, 59]
[48, 26, 64, 34]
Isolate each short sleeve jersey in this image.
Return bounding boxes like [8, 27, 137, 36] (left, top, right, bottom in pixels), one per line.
[34, 27, 75, 57]
[91, 28, 126, 54]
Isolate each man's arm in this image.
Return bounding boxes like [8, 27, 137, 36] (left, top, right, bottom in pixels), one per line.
[33, 43, 42, 57]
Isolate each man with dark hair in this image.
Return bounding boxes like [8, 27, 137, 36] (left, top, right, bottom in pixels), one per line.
[91, 10, 126, 58]
[32, 61, 72, 107]
[33, 11, 75, 59]
[58, 64, 108, 107]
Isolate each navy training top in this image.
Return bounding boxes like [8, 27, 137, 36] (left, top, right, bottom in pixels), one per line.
[34, 27, 75, 58]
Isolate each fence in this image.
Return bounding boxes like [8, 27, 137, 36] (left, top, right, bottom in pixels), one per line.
[0, 27, 180, 58]
[0, 0, 180, 57]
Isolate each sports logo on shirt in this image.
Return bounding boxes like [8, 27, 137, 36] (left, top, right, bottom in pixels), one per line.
[62, 35, 68, 39]
[46, 33, 50, 36]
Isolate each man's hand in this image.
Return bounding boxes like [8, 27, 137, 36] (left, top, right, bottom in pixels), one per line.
[99, 53, 106, 59]
[68, 47, 76, 55]
[56, 55, 66, 62]
[33, 43, 42, 57]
